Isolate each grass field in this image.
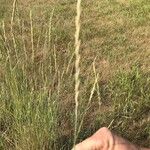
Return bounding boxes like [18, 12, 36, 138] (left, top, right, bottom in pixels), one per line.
[0, 0, 150, 149]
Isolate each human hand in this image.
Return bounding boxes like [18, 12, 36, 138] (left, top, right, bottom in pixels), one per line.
[72, 127, 140, 150]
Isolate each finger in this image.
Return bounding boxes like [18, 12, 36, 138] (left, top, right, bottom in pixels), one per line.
[72, 137, 103, 150]
[72, 138, 95, 150]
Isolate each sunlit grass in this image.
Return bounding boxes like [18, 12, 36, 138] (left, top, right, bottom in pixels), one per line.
[0, 0, 150, 149]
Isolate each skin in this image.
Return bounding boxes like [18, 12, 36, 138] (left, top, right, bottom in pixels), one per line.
[73, 127, 150, 150]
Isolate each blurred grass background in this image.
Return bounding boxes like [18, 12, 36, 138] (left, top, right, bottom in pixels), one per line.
[0, 0, 150, 149]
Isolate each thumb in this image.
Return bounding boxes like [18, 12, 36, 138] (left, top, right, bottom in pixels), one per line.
[72, 137, 102, 150]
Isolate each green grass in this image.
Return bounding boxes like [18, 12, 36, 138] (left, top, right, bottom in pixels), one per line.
[0, 0, 150, 149]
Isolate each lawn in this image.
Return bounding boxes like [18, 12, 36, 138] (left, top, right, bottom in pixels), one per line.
[0, 0, 150, 149]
